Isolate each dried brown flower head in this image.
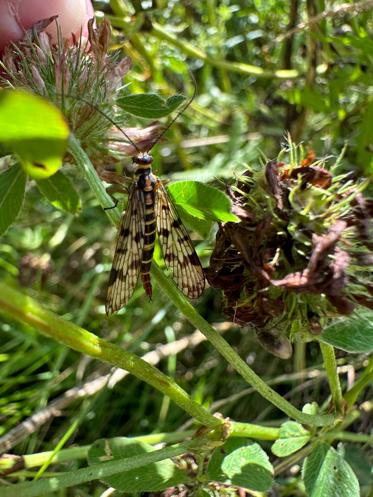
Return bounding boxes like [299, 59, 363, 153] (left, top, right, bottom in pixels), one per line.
[206, 141, 372, 356]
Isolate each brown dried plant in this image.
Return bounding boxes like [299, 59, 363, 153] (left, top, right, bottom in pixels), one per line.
[206, 140, 372, 357]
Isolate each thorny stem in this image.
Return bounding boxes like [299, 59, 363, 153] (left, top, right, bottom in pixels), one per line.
[69, 134, 333, 427]
[319, 341, 343, 412]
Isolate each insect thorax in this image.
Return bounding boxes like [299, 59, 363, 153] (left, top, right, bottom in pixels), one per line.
[133, 153, 156, 191]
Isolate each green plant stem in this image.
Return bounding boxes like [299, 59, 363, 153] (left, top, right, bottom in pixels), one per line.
[230, 422, 279, 440]
[68, 134, 333, 428]
[109, 0, 127, 16]
[34, 418, 79, 479]
[321, 408, 372, 444]
[344, 356, 373, 407]
[0, 441, 194, 497]
[0, 424, 281, 473]
[152, 265, 332, 429]
[68, 135, 119, 224]
[324, 432, 373, 444]
[319, 341, 343, 412]
[150, 22, 299, 80]
[0, 433, 194, 472]
[0, 446, 89, 471]
[0, 282, 221, 431]
[274, 444, 313, 476]
[294, 337, 306, 375]
[108, 16, 298, 80]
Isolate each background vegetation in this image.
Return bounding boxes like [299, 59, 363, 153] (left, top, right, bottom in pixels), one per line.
[0, 1, 372, 496]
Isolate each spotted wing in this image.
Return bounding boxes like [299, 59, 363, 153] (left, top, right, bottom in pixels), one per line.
[106, 184, 145, 314]
[155, 182, 205, 299]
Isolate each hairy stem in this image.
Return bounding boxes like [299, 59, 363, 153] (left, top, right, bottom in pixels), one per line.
[0, 282, 221, 430]
[230, 422, 279, 440]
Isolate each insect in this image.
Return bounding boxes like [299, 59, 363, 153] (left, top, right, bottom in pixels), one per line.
[105, 90, 205, 314]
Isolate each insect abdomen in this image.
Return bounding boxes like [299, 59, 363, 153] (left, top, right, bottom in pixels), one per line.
[140, 175, 156, 298]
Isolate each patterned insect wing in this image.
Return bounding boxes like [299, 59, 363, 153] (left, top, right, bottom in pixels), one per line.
[106, 185, 145, 314]
[155, 182, 205, 298]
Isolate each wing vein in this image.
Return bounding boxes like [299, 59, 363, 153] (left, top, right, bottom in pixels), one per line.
[106, 185, 145, 314]
[155, 183, 205, 299]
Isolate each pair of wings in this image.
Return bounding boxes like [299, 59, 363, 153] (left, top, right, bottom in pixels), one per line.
[106, 182, 205, 314]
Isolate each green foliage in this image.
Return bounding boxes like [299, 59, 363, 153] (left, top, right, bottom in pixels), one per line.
[207, 438, 273, 491]
[168, 181, 239, 224]
[271, 421, 311, 457]
[88, 438, 188, 492]
[117, 92, 186, 118]
[0, 90, 69, 178]
[0, 1, 372, 497]
[344, 445, 373, 491]
[0, 163, 26, 235]
[321, 309, 373, 353]
[302, 443, 360, 497]
[36, 171, 81, 214]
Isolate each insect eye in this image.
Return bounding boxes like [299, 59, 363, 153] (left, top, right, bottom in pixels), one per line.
[143, 154, 153, 164]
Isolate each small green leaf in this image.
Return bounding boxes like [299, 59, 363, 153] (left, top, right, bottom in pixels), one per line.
[302, 443, 359, 497]
[320, 309, 373, 353]
[343, 445, 373, 489]
[117, 93, 186, 118]
[0, 90, 69, 179]
[175, 206, 212, 238]
[271, 421, 311, 457]
[0, 164, 26, 235]
[87, 438, 187, 492]
[207, 439, 273, 492]
[168, 181, 239, 224]
[302, 402, 320, 416]
[36, 171, 81, 214]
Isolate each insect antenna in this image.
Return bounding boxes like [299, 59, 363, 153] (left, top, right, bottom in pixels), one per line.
[148, 69, 197, 152]
[55, 92, 141, 154]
